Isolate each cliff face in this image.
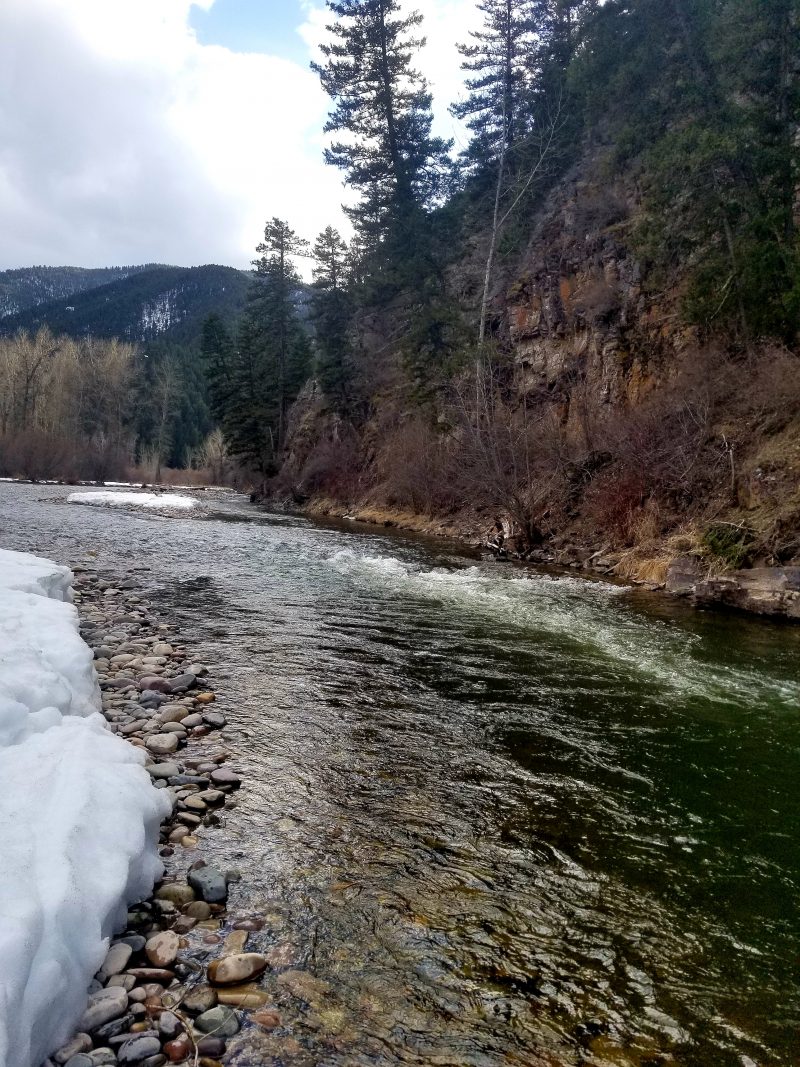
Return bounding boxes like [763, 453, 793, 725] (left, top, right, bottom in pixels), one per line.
[281, 155, 800, 618]
[502, 170, 693, 428]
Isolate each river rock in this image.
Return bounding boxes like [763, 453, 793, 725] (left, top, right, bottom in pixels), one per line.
[79, 987, 129, 1032]
[54, 1033, 92, 1063]
[170, 673, 197, 693]
[157, 1011, 183, 1041]
[117, 1033, 161, 1065]
[152, 642, 174, 656]
[147, 762, 180, 780]
[188, 866, 228, 903]
[92, 1013, 135, 1043]
[154, 883, 195, 907]
[182, 985, 217, 1014]
[195, 1037, 226, 1057]
[209, 768, 241, 790]
[127, 967, 176, 983]
[145, 930, 180, 967]
[87, 1052, 117, 1067]
[138, 676, 172, 693]
[207, 953, 268, 986]
[145, 733, 178, 755]
[252, 1010, 281, 1030]
[201, 711, 227, 729]
[163, 1035, 192, 1062]
[97, 941, 133, 981]
[216, 984, 269, 1008]
[194, 1006, 240, 1037]
[64, 1056, 93, 1067]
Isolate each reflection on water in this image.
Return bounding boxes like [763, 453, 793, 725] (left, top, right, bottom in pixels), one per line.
[2, 483, 799, 1066]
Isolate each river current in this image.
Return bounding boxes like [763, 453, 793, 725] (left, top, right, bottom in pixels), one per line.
[2, 483, 798, 1067]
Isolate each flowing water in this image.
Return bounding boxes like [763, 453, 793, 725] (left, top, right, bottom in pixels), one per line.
[2, 482, 799, 1067]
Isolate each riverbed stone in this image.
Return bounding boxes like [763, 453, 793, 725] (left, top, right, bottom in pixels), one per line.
[97, 941, 133, 981]
[154, 883, 195, 907]
[201, 711, 227, 728]
[209, 768, 241, 790]
[188, 866, 228, 903]
[182, 985, 217, 1014]
[145, 930, 180, 968]
[216, 984, 270, 1009]
[152, 642, 174, 656]
[54, 1033, 92, 1063]
[138, 676, 172, 693]
[117, 1033, 161, 1065]
[88, 1051, 117, 1066]
[252, 1010, 281, 1030]
[169, 673, 197, 692]
[195, 1037, 226, 1057]
[157, 1011, 183, 1041]
[194, 1006, 240, 1037]
[64, 1056, 93, 1067]
[79, 987, 129, 1032]
[146, 762, 180, 780]
[207, 952, 268, 986]
[185, 900, 212, 920]
[145, 733, 178, 755]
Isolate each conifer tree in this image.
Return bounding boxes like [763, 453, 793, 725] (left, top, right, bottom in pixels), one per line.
[451, 0, 533, 171]
[221, 219, 312, 474]
[312, 0, 452, 280]
[310, 226, 353, 402]
[200, 313, 235, 428]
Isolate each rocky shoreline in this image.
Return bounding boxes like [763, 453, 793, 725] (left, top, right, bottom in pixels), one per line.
[42, 568, 277, 1067]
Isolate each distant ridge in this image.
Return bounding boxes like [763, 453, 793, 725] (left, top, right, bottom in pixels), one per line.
[0, 265, 154, 319]
[0, 264, 251, 344]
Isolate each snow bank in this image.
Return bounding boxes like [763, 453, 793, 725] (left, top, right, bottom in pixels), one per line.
[68, 490, 197, 509]
[0, 549, 171, 1067]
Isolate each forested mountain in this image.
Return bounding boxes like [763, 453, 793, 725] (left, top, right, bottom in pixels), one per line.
[203, 0, 800, 590]
[0, 265, 152, 319]
[0, 264, 250, 344]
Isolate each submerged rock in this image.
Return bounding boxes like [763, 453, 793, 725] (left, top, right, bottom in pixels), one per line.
[207, 953, 268, 986]
[194, 1005, 240, 1037]
[187, 866, 228, 903]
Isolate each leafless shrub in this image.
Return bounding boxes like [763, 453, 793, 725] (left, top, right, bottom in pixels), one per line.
[376, 417, 461, 515]
[300, 430, 363, 500]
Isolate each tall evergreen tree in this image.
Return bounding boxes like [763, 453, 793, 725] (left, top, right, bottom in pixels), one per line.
[218, 220, 312, 474]
[310, 227, 353, 402]
[451, 0, 533, 170]
[452, 0, 538, 344]
[200, 313, 235, 428]
[312, 0, 453, 282]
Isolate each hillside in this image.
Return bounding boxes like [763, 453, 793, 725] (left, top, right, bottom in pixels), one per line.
[0, 265, 152, 319]
[252, 0, 800, 620]
[0, 264, 251, 344]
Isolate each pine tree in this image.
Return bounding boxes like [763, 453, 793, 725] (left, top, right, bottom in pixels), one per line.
[312, 0, 453, 280]
[221, 220, 312, 474]
[451, 0, 533, 171]
[310, 227, 353, 402]
[200, 314, 235, 427]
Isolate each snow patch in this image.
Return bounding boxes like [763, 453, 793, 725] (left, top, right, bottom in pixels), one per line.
[0, 548, 171, 1067]
[68, 490, 197, 510]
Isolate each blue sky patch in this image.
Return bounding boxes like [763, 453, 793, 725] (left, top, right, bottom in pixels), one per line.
[190, 0, 310, 63]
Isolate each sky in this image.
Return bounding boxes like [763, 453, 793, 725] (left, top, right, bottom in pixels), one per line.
[0, 0, 479, 272]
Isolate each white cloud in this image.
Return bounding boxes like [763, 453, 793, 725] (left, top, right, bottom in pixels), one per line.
[0, 0, 479, 272]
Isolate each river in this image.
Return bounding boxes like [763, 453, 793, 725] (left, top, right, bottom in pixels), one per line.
[1, 482, 798, 1067]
